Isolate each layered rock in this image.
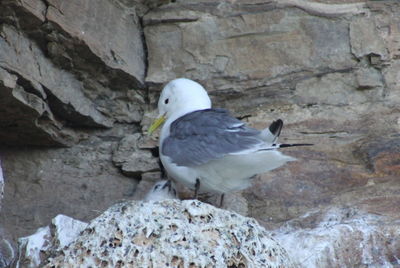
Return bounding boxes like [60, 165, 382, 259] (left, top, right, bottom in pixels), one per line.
[0, 133, 138, 244]
[0, 0, 147, 256]
[0, 0, 400, 267]
[142, 0, 400, 225]
[144, 1, 367, 108]
[0, 0, 146, 146]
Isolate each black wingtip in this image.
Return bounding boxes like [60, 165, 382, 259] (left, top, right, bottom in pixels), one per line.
[279, 143, 313, 148]
[269, 119, 283, 137]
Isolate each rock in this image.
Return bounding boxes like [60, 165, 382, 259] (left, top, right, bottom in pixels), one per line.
[16, 214, 87, 268]
[144, 1, 358, 111]
[356, 136, 400, 177]
[383, 60, 400, 101]
[0, 159, 3, 211]
[1, 0, 145, 89]
[245, 102, 400, 225]
[0, 0, 148, 146]
[0, 161, 14, 268]
[112, 134, 160, 177]
[1, 0, 400, 267]
[0, 235, 14, 268]
[144, 1, 400, 252]
[273, 207, 400, 267]
[44, 200, 294, 268]
[350, 17, 389, 62]
[45, 0, 145, 86]
[0, 65, 75, 147]
[17, 226, 52, 268]
[0, 25, 113, 146]
[355, 67, 384, 90]
[1, 25, 114, 129]
[295, 72, 364, 105]
[42, 0, 147, 123]
[0, 132, 138, 244]
[50, 215, 88, 249]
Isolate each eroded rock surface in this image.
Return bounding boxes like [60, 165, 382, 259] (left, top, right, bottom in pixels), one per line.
[1, 0, 400, 267]
[16, 214, 87, 268]
[274, 207, 400, 267]
[44, 200, 294, 268]
[0, 0, 146, 146]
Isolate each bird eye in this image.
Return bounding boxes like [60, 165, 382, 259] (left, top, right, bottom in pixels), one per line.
[154, 185, 160, 190]
[164, 98, 169, 104]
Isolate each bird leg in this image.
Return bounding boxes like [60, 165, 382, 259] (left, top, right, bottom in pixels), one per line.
[219, 193, 225, 208]
[194, 178, 200, 199]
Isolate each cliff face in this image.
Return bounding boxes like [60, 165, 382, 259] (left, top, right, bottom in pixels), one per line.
[0, 0, 399, 267]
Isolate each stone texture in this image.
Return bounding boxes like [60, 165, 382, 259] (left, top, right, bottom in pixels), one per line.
[17, 226, 52, 268]
[0, 161, 14, 268]
[0, 235, 14, 268]
[0, 0, 147, 146]
[246, 102, 400, 226]
[142, 1, 400, 267]
[16, 214, 87, 268]
[0, 25, 109, 146]
[0, 24, 114, 130]
[144, 1, 361, 112]
[0, 128, 138, 244]
[0, 0, 147, 261]
[350, 17, 389, 61]
[46, 0, 145, 84]
[274, 207, 400, 267]
[44, 200, 294, 268]
[112, 134, 159, 178]
[0, 0, 400, 267]
[0, 160, 3, 211]
[42, 0, 147, 124]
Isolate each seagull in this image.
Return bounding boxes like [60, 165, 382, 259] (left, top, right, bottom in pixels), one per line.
[144, 180, 179, 202]
[149, 78, 311, 206]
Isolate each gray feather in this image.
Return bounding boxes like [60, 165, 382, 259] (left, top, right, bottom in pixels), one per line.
[162, 109, 263, 166]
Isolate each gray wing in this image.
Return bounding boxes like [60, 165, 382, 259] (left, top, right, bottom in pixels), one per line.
[162, 108, 263, 166]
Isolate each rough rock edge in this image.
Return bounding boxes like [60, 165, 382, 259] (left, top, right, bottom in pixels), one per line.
[0, 159, 3, 210]
[274, 207, 400, 267]
[0, 0, 146, 134]
[112, 133, 159, 178]
[44, 200, 294, 268]
[277, 0, 369, 17]
[16, 215, 88, 268]
[0, 0, 145, 90]
[144, 0, 368, 26]
[43, 0, 146, 90]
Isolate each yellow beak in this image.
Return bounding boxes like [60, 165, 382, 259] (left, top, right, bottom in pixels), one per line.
[148, 115, 166, 136]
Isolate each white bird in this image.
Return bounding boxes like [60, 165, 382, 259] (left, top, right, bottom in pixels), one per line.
[149, 78, 310, 205]
[144, 180, 179, 202]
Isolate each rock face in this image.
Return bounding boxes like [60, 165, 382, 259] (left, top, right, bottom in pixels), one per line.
[44, 200, 294, 268]
[274, 207, 400, 267]
[16, 214, 87, 268]
[1, 0, 400, 267]
[0, 0, 145, 147]
[0, 160, 14, 268]
[0, 160, 3, 211]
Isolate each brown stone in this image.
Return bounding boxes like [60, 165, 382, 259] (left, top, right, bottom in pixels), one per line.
[0, 0, 400, 267]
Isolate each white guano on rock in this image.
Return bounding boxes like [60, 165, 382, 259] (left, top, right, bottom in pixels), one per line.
[45, 200, 294, 268]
